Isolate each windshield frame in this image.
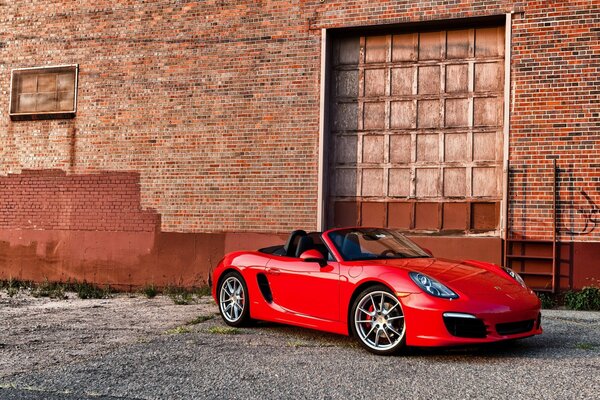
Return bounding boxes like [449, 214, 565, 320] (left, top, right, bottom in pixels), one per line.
[322, 228, 431, 262]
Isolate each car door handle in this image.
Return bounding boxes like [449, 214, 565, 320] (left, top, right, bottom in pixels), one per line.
[267, 267, 281, 276]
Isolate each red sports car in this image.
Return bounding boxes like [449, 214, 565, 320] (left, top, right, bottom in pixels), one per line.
[211, 227, 542, 355]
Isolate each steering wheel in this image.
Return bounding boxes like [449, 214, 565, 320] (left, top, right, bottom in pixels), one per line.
[380, 249, 399, 257]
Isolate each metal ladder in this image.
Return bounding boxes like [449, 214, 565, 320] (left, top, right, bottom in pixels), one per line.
[503, 159, 570, 293]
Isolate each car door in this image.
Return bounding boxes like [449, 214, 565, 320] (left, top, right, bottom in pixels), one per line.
[266, 256, 340, 322]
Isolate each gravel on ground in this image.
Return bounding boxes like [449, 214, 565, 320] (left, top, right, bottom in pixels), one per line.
[1, 291, 599, 399]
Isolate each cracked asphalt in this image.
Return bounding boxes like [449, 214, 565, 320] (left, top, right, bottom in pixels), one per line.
[1, 292, 599, 399]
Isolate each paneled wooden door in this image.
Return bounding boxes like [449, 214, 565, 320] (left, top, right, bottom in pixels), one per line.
[328, 26, 505, 234]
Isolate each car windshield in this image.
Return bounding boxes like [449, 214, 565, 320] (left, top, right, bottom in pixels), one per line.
[326, 228, 430, 261]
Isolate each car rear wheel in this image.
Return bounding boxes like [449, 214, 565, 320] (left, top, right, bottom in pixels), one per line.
[218, 271, 251, 327]
[351, 285, 406, 355]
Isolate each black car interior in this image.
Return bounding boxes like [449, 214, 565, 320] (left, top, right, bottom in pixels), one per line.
[259, 230, 330, 260]
[340, 232, 362, 260]
[284, 229, 307, 257]
[295, 236, 314, 258]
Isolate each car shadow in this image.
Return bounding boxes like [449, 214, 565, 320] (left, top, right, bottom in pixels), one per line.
[247, 321, 565, 359]
[406, 340, 533, 357]
[254, 321, 511, 349]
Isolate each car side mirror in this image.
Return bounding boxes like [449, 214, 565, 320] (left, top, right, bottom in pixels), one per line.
[299, 249, 327, 267]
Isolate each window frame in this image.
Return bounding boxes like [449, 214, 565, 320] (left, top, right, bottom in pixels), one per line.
[9, 64, 79, 121]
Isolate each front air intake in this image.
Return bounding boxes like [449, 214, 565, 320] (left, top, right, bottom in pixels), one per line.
[496, 319, 535, 336]
[443, 313, 487, 338]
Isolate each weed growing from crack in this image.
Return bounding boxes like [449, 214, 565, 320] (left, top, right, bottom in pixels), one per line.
[207, 326, 240, 335]
[165, 326, 192, 335]
[186, 315, 214, 325]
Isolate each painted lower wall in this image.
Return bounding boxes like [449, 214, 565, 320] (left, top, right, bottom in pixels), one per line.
[2, 227, 597, 290]
[570, 243, 600, 290]
[0, 229, 288, 289]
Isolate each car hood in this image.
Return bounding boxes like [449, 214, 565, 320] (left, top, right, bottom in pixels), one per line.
[375, 257, 528, 296]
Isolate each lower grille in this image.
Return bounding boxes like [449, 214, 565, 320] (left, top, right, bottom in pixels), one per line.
[443, 315, 487, 338]
[496, 319, 535, 336]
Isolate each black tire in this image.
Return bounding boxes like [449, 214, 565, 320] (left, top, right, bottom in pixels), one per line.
[217, 271, 251, 327]
[350, 284, 407, 355]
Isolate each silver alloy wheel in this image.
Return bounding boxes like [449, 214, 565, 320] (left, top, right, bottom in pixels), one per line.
[219, 276, 245, 323]
[354, 290, 406, 351]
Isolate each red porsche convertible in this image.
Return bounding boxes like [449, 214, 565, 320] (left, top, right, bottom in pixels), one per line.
[211, 227, 542, 355]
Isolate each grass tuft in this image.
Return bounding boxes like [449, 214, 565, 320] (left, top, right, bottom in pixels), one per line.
[186, 315, 214, 325]
[194, 285, 211, 298]
[163, 286, 195, 305]
[165, 326, 192, 335]
[1, 279, 211, 303]
[1, 279, 111, 300]
[31, 280, 67, 299]
[207, 326, 240, 335]
[70, 281, 112, 299]
[140, 284, 158, 299]
[1, 279, 33, 297]
[163, 285, 210, 305]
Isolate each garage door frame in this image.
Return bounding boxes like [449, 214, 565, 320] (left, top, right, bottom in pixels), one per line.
[317, 14, 512, 238]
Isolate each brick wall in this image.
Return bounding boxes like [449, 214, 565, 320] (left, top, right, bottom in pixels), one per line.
[0, 170, 159, 232]
[0, 0, 598, 244]
[0, 1, 323, 233]
[509, 1, 600, 242]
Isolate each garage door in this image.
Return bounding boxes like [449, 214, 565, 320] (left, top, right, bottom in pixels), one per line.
[328, 26, 505, 234]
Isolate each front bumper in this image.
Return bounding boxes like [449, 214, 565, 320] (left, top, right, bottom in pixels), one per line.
[401, 293, 543, 347]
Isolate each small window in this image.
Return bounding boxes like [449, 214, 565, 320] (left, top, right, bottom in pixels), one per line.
[10, 65, 78, 120]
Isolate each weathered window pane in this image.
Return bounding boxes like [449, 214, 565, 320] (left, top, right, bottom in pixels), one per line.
[10, 65, 78, 119]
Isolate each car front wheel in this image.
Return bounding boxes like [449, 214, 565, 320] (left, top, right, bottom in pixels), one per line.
[350, 285, 407, 355]
[218, 271, 251, 327]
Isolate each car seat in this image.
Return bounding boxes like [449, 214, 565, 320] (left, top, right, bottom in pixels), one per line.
[284, 230, 307, 257]
[341, 232, 362, 260]
[295, 236, 314, 258]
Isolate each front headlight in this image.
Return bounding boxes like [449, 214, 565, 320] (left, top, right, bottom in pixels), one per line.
[409, 272, 458, 299]
[502, 267, 527, 288]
